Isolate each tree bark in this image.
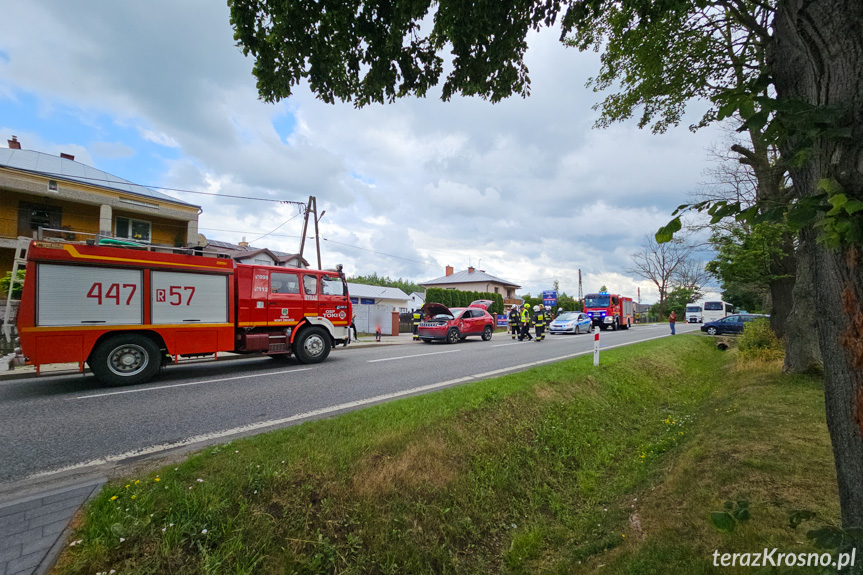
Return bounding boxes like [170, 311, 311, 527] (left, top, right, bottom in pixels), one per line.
[770, 0, 863, 527]
[782, 230, 822, 373]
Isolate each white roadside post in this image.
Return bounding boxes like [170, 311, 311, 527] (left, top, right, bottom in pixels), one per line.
[593, 326, 600, 366]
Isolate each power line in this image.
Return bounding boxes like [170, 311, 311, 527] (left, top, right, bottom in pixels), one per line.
[321, 237, 435, 267]
[248, 210, 304, 244]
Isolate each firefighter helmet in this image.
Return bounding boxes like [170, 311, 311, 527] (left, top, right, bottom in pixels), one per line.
[534, 304, 540, 311]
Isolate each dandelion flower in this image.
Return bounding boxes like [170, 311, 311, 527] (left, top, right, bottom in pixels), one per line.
[131, 495, 136, 500]
[134, 480, 140, 485]
[110, 495, 118, 501]
[154, 478, 160, 482]
[124, 484, 130, 489]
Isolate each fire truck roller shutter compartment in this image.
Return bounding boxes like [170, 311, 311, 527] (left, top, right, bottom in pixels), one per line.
[151, 271, 229, 324]
[36, 264, 143, 326]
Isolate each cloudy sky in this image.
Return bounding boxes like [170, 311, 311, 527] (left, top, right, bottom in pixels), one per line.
[0, 1, 722, 303]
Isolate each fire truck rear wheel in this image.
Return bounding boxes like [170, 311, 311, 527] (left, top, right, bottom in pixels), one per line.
[294, 327, 331, 364]
[90, 334, 161, 386]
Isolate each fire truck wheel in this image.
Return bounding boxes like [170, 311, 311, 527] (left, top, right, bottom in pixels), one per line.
[294, 327, 332, 364]
[482, 325, 494, 341]
[611, 318, 618, 331]
[90, 334, 161, 386]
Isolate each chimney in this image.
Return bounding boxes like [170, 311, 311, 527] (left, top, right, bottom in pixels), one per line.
[238, 235, 249, 248]
[468, 266, 475, 273]
[7, 136, 21, 149]
[445, 265, 454, 276]
[60, 152, 75, 161]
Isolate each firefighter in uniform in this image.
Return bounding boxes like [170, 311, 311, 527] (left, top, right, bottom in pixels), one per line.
[508, 306, 521, 340]
[412, 308, 422, 341]
[519, 305, 533, 341]
[534, 304, 546, 342]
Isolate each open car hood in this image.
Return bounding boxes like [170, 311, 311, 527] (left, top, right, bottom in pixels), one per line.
[422, 302, 453, 318]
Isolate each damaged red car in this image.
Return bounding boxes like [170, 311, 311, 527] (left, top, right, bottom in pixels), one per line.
[417, 302, 495, 344]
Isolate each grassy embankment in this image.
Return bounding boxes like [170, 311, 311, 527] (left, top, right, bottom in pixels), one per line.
[54, 335, 836, 574]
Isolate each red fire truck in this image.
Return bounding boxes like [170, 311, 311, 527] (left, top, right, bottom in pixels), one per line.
[583, 292, 634, 330]
[15, 240, 351, 385]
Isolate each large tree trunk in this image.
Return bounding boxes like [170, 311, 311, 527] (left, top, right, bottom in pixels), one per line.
[782, 230, 822, 373]
[744, 123, 821, 369]
[770, 0, 863, 527]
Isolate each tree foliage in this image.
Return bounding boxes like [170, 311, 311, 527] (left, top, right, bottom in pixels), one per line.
[705, 221, 789, 309]
[229, 0, 563, 107]
[348, 272, 424, 296]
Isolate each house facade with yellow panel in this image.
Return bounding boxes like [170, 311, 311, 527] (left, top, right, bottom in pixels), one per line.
[0, 136, 201, 279]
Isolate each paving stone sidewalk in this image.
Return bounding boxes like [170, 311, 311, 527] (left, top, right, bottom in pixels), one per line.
[0, 479, 105, 575]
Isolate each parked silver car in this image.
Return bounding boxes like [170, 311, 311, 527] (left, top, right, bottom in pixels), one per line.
[549, 312, 592, 335]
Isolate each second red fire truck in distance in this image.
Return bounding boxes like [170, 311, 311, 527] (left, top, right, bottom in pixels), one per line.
[583, 292, 634, 330]
[15, 240, 351, 386]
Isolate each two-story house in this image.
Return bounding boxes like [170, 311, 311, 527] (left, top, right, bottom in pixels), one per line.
[421, 266, 521, 305]
[0, 136, 201, 278]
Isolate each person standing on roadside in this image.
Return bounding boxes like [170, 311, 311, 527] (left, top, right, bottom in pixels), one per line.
[508, 306, 521, 340]
[519, 304, 533, 341]
[533, 305, 546, 342]
[669, 310, 677, 335]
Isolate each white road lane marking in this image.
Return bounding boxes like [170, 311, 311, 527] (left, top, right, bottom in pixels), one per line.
[367, 349, 461, 363]
[30, 330, 676, 481]
[73, 368, 313, 400]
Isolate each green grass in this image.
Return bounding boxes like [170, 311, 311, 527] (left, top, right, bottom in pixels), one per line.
[52, 336, 836, 574]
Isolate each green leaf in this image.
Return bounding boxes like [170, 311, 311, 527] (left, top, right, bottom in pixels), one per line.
[788, 509, 817, 529]
[732, 508, 751, 522]
[807, 526, 846, 550]
[844, 200, 863, 215]
[738, 98, 755, 119]
[817, 178, 843, 196]
[736, 500, 749, 509]
[655, 217, 682, 244]
[744, 111, 768, 132]
[723, 501, 734, 511]
[717, 101, 737, 121]
[710, 511, 736, 533]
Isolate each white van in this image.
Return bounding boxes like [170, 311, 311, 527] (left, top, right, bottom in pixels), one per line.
[702, 300, 734, 323]
[685, 304, 703, 323]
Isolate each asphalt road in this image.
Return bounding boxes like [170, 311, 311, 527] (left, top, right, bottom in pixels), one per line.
[0, 323, 700, 484]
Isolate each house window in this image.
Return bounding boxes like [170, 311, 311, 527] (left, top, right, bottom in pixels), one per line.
[254, 259, 270, 265]
[495, 287, 500, 293]
[116, 217, 151, 242]
[18, 201, 62, 237]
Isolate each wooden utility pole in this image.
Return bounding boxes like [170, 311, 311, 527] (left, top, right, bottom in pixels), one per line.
[298, 196, 325, 269]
